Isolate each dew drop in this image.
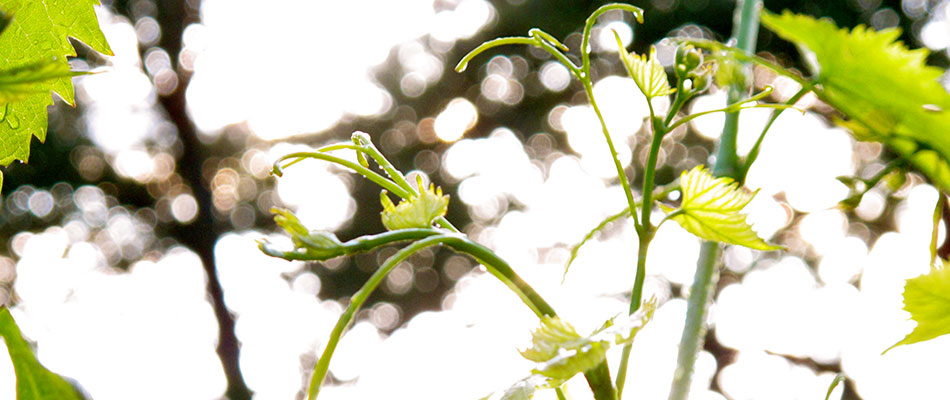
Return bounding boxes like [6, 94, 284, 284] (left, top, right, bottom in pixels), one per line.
[0, 103, 7, 122]
[5, 113, 19, 129]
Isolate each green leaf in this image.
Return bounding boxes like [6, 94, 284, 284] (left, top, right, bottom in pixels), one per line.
[521, 316, 608, 380]
[761, 11, 950, 194]
[520, 299, 656, 381]
[0, 307, 84, 400]
[380, 176, 449, 231]
[885, 263, 950, 353]
[0, 58, 83, 103]
[265, 208, 345, 260]
[662, 166, 780, 250]
[0, 0, 112, 180]
[613, 31, 674, 99]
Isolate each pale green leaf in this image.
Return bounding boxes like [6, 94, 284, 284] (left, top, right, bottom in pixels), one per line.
[0, 0, 112, 180]
[265, 208, 345, 260]
[0, 307, 84, 400]
[885, 263, 950, 352]
[380, 177, 449, 231]
[761, 11, 950, 194]
[520, 316, 607, 380]
[613, 31, 674, 99]
[520, 300, 656, 381]
[663, 166, 780, 250]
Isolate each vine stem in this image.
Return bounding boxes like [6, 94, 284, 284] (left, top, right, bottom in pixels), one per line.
[668, 1, 762, 399]
[616, 113, 667, 396]
[582, 80, 642, 231]
[304, 230, 616, 400]
[306, 235, 450, 400]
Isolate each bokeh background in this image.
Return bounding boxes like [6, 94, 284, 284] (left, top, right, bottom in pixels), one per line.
[1, 0, 949, 399]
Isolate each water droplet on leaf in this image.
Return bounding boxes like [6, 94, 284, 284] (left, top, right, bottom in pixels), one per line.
[5, 113, 19, 129]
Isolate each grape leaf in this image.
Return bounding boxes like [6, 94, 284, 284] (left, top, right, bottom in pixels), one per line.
[0, 58, 82, 103]
[885, 263, 950, 353]
[0, 307, 84, 400]
[262, 208, 346, 260]
[520, 300, 656, 381]
[662, 166, 780, 250]
[379, 177, 449, 231]
[760, 11, 950, 193]
[0, 0, 112, 186]
[613, 31, 674, 99]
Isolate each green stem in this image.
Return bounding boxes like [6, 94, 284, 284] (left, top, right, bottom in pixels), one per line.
[307, 235, 450, 400]
[669, 1, 761, 399]
[738, 87, 808, 181]
[260, 228, 442, 261]
[616, 116, 666, 396]
[583, 79, 641, 230]
[304, 231, 616, 400]
[668, 241, 720, 400]
[440, 235, 616, 400]
[581, 4, 645, 80]
[275, 152, 410, 199]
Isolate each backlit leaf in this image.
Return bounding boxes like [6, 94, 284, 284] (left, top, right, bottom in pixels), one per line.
[263, 208, 346, 260]
[0, 58, 82, 103]
[520, 300, 656, 381]
[885, 263, 950, 352]
[613, 31, 674, 99]
[0, 307, 84, 400]
[761, 11, 950, 194]
[662, 166, 780, 250]
[0, 0, 112, 188]
[380, 176, 449, 231]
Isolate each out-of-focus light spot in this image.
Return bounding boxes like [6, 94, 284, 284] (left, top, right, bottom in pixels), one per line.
[171, 193, 198, 223]
[430, 0, 494, 43]
[113, 149, 153, 181]
[10, 232, 32, 257]
[871, 8, 900, 29]
[744, 193, 792, 241]
[818, 236, 867, 284]
[385, 262, 414, 295]
[855, 188, 886, 220]
[798, 209, 847, 256]
[400, 72, 427, 97]
[370, 302, 402, 331]
[895, 184, 940, 244]
[539, 61, 570, 92]
[723, 246, 754, 273]
[229, 204, 256, 229]
[442, 255, 471, 281]
[719, 351, 839, 399]
[434, 98, 477, 142]
[291, 272, 321, 297]
[920, 18, 950, 50]
[134, 16, 161, 46]
[561, 76, 646, 177]
[9, 242, 227, 400]
[331, 321, 383, 381]
[187, 0, 491, 140]
[597, 21, 632, 52]
[27, 190, 54, 218]
[903, 0, 929, 19]
[399, 41, 443, 83]
[212, 168, 240, 212]
[744, 111, 853, 212]
[272, 143, 355, 231]
[343, 82, 392, 117]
